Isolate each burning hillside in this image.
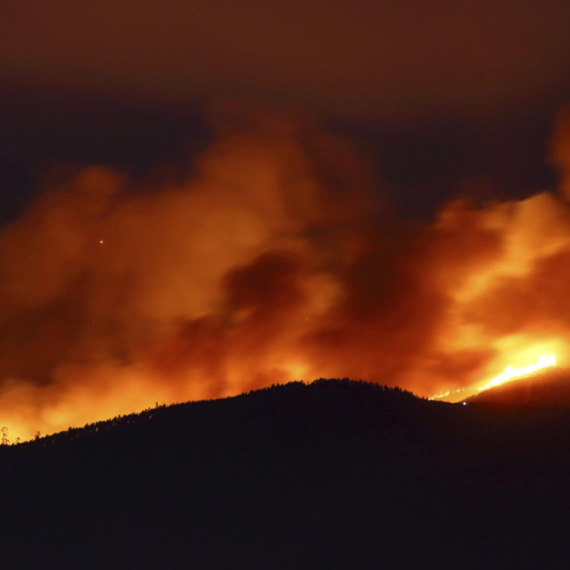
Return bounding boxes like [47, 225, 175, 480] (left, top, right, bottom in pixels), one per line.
[465, 364, 570, 406]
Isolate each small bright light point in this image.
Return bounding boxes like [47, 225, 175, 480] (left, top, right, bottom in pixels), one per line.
[463, 402, 467, 406]
[99, 240, 104, 244]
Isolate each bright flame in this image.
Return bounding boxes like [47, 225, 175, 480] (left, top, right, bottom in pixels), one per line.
[428, 387, 465, 401]
[428, 390, 450, 400]
[478, 353, 556, 392]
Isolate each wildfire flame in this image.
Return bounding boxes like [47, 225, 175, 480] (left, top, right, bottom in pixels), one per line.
[477, 353, 556, 393]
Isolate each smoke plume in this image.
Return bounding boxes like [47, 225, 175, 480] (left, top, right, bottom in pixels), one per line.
[2, 106, 570, 440]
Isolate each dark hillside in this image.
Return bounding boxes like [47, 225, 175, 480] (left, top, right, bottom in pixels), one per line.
[1, 379, 569, 569]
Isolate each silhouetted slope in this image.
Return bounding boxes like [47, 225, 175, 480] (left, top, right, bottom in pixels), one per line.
[1, 378, 569, 569]
[466, 366, 570, 406]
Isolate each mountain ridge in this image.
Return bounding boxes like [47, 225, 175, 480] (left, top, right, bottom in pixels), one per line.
[1, 378, 569, 569]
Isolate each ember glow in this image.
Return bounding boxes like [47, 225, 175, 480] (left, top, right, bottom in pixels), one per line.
[2, 107, 570, 441]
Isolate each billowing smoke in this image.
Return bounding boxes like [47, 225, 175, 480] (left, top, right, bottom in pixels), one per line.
[2, 106, 570, 440]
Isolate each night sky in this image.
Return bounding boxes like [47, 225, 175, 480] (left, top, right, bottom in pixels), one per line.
[3, 1, 570, 439]
[3, 0, 570, 221]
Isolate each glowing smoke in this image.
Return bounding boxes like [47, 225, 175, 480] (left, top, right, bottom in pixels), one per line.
[2, 106, 570, 440]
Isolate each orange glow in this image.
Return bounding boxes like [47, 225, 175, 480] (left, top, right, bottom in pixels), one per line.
[2, 108, 570, 442]
[478, 353, 556, 393]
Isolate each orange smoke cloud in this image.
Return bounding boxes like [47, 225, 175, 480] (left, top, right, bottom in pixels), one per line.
[2, 106, 570, 441]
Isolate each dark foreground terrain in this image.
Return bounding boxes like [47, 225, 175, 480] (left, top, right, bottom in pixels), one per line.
[1, 379, 569, 569]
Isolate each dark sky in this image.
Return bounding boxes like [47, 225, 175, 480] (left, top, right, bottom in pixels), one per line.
[2, 0, 570, 222]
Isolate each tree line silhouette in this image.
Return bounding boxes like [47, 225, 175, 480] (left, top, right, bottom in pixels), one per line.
[0, 378, 569, 569]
